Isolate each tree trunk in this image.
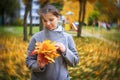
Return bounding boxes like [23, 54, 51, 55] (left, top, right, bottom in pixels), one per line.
[23, 0, 32, 41]
[117, 18, 120, 31]
[29, 1, 33, 36]
[77, 0, 86, 37]
[81, 0, 86, 30]
[1, 9, 5, 25]
[39, 17, 43, 31]
[23, 5, 29, 41]
[77, 0, 83, 37]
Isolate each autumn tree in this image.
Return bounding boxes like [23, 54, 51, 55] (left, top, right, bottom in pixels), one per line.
[87, 10, 100, 26]
[66, 0, 96, 37]
[95, 0, 120, 23]
[22, 0, 32, 41]
[0, 0, 20, 25]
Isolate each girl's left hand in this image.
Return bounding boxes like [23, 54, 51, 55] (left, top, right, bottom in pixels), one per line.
[55, 42, 66, 53]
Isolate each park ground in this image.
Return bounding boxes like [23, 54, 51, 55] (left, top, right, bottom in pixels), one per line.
[0, 26, 120, 80]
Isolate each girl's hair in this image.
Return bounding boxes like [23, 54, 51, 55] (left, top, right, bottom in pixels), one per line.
[38, 4, 60, 17]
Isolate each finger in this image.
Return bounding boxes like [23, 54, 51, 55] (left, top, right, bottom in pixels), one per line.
[55, 43, 60, 47]
[55, 46, 59, 49]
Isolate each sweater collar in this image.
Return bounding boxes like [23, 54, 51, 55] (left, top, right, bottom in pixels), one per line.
[44, 25, 64, 32]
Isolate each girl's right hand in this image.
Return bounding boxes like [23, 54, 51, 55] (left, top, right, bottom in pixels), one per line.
[55, 42, 66, 53]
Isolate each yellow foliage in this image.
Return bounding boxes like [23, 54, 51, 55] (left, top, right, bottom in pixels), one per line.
[0, 33, 120, 80]
[69, 37, 120, 79]
[61, 1, 94, 24]
[31, 39, 60, 64]
[0, 35, 30, 80]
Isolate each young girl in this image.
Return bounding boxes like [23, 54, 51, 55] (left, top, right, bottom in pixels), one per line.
[26, 4, 79, 80]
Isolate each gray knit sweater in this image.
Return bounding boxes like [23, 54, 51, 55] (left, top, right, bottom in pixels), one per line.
[26, 25, 79, 80]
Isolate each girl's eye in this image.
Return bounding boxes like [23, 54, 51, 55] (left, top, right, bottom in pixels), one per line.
[43, 19, 47, 22]
[49, 19, 54, 22]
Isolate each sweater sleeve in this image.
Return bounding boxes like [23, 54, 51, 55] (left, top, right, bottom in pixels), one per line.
[62, 35, 79, 67]
[26, 36, 46, 72]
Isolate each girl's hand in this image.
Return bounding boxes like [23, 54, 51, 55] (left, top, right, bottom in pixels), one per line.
[55, 42, 66, 53]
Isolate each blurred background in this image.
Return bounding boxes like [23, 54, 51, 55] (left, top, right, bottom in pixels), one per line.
[0, 0, 120, 80]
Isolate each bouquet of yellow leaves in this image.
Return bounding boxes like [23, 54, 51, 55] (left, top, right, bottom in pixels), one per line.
[30, 39, 60, 65]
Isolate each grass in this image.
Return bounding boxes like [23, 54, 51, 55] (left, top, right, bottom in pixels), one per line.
[13, 26, 40, 34]
[82, 26, 120, 44]
[0, 25, 120, 44]
[0, 26, 39, 35]
[102, 31, 120, 43]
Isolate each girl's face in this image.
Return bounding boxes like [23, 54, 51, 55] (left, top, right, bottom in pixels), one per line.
[42, 12, 59, 30]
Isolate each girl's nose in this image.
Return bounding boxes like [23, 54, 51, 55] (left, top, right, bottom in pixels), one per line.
[46, 21, 50, 25]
